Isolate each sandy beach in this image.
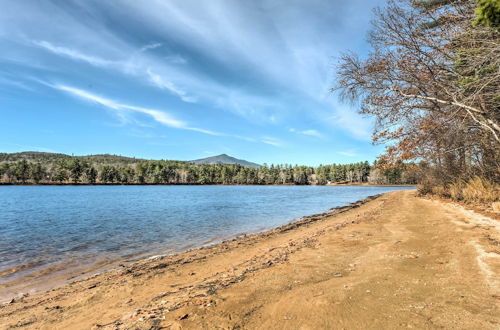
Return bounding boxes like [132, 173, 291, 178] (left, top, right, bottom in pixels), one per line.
[1, 190, 499, 329]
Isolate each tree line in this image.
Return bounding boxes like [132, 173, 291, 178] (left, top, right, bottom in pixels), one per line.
[0, 157, 417, 185]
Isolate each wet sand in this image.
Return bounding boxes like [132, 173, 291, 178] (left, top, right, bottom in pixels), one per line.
[1, 190, 499, 329]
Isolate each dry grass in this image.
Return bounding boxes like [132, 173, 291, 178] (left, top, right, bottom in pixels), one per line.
[448, 180, 465, 201]
[420, 177, 499, 207]
[461, 177, 499, 203]
[492, 202, 500, 213]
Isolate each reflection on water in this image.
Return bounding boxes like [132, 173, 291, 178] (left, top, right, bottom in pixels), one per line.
[0, 185, 413, 298]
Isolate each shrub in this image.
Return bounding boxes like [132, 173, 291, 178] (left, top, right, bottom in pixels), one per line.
[461, 177, 499, 203]
[431, 185, 449, 198]
[448, 180, 465, 201]
[417, 179, 434, 196]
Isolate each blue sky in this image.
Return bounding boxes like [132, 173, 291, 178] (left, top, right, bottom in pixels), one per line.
[0, 0, 387, 166]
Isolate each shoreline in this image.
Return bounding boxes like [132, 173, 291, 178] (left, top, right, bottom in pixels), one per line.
[2, 190, 498, 329]
[0, 193, 382, 303]
[0, 183, 415, 187]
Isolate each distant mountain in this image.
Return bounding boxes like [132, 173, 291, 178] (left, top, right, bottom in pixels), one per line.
[190, 154, 261, 168]
[0, 151, 143, 164]
[0, 151, 262, 168]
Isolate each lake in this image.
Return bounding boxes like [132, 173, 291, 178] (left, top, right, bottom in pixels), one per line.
[0, 185, 414, 298]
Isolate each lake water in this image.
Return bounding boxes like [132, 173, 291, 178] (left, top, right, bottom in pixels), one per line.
[0, 185, 414, 298]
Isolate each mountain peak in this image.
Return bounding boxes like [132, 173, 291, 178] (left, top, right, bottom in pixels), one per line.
[190, 154, 261, 168]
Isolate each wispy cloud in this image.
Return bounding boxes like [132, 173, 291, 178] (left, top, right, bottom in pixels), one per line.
[21, 2, 371, 131]
[337, 149, 358, 158]
[324, 102, 373, 141]
[33, 40, 115, 68]
[52, 84, 264, 139]
[140, 42, 162, 52]
[0, 75, 35, 92]
[33, 40, 199, 104]
[261, 136, 283, 147]
[53, 84, 217, 134]
[146, 69, 197, 103]
[289, 128, 323, 138]
[164, 54, 187, 65]
[301, 129, 322, 137]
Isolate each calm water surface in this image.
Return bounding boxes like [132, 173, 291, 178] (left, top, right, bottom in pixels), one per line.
[0, 185, 414, 297]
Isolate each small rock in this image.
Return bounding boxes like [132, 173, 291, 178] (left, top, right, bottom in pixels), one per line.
[334, 273, 343, 278]
[366, 290, 371, 293]
[45, 305, 62, 311]
[179, 313, 189, 320]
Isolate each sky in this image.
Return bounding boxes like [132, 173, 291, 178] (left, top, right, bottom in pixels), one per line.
[0, 0, 388, 166]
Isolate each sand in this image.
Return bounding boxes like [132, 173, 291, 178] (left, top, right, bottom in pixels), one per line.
[1, 190, 499, 329]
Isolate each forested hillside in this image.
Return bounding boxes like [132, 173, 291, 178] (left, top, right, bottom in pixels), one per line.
[0, 153, 416, 185]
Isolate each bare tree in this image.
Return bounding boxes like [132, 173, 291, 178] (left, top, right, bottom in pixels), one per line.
[334, 0, 499, 181]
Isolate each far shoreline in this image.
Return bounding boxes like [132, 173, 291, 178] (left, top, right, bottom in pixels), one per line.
[0, 183, 416, 187]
